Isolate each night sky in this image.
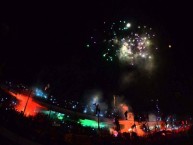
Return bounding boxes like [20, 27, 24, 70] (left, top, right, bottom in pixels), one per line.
[0, 1, 193, 115]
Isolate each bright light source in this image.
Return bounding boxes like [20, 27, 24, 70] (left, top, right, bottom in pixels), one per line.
[126, 23, 131, 28]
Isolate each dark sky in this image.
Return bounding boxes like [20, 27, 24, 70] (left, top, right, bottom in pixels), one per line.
[0, 1, 193, 114]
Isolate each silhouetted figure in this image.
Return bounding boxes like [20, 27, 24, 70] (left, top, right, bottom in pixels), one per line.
[93, 103, 100, 130]
[114, 117, 120, 131]
[124, 111, 128, 120]
[141, 123, 149, 132]
[131, 123, 136, 130]
[154, 125, 157, 132]
[93, 103, 100, 115]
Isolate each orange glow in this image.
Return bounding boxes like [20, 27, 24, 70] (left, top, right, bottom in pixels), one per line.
[119, 120, 145, 136]
[8, 91, 46, 116]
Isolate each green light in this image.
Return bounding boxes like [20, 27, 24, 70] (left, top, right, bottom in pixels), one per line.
[79, 119, 107, 128]
[41, 111, 65, 121]
[86, 44, 90, 48]
[57, 113, 64, 120]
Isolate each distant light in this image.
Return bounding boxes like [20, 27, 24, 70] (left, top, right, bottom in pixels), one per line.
[126, 23, 131, 28]
[169, 44, 172, 48]
[128, 128, 132, 132]
[146, 41, 150, 45]
[142, 54, 146, 58]
[83, 109, 87, 113]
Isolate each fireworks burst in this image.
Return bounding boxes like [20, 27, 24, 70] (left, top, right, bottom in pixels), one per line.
[88, 20, 158, 70]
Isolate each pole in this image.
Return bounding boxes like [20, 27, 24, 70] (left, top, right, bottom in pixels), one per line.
[114, 95, 116, 107]
[48, 105, 52, 119]
[98, 112, 100, 130]
[146, 112, 150, 132]
[23, 90, 32, 115]
[96, 104, 100, 131]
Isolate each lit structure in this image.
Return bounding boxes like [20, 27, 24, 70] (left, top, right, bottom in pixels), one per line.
[8, 91, 47, 116]
[78, 119, 108, 128]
